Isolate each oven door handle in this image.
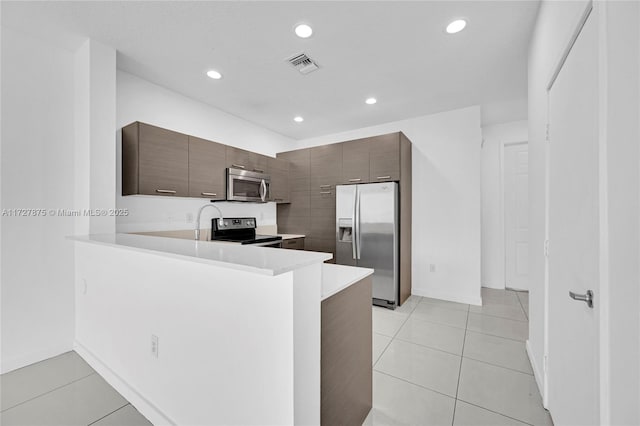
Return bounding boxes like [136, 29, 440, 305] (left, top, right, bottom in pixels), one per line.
[259, 179, 267, 202]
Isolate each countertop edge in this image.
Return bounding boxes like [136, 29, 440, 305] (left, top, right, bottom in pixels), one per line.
[68, 234, 332, 276]
[321, 264, 374, 301]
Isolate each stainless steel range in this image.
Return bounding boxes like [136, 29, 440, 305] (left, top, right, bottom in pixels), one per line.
[211, 217, 283, 247]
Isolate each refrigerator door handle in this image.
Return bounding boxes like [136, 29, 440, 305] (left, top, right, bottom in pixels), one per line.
[352, 188, 358, 259]
[355, 187, 362, 260]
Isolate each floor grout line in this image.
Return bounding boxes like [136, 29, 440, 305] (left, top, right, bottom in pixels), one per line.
[371, 303, 416, 368]
[464, 327, 528, 343]
[468, 309, 529, 323]
[451, 307, 470, 425]
[392, 336, 463, 357]
[460, 355, 535, 376]
[455, 399, 536, 426]
[515, 292, 530, 321]
[0, 372, 97, 413]
[86, 403, 130, 426]
[403, 312, 469, 330]
[373, 370, 457, 401]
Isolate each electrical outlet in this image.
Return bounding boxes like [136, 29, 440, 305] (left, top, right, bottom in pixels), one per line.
[186, 212, 194, 223]
[151, 335, 159, 358]
[82, 279, 88, 295]
[429, 264, 436, 273]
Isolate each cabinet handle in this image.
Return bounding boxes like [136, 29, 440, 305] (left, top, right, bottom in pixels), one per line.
[376, 176, 391, 180]
[231, 164, 245, 169]
[156, 189, 176, 194]
[201, 192, 217, 197]
[348, 178, 362, 182]
[320, 191, 332, 195]
[253, 168, 265, 173]
[274, 198, 284, 202]
[319, 185, 331, 188]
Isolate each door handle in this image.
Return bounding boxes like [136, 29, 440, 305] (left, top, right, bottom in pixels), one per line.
[352, 192, 358, 260]
[569, 290, 594, 308]
[355, 188, 361, 260]
[259, 179, 267, 202]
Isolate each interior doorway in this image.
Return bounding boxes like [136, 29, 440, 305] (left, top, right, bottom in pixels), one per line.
[503, 142, 529, 291]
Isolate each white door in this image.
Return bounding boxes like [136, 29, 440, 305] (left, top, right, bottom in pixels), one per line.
[547, 7, 599, 426]
[504, 142, 529, 290]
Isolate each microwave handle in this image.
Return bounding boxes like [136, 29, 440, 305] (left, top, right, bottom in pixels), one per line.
[259, 179, 267, 202]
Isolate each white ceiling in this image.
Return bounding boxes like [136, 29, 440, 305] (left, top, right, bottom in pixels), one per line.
[2, 1, 539, 139]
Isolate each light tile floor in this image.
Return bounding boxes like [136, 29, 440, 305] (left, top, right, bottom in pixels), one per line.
[0, 352, 151, 426]
[1, 288, 548, 426]
[365, 288, 553, 426]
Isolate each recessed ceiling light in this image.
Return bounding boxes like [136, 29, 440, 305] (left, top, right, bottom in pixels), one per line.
[446, 19, 467, 34]
[295, 24, 313, 38]
[365, 97, 377, 105]
[294, 116, 304, 123]
[206, 70, 222, 79]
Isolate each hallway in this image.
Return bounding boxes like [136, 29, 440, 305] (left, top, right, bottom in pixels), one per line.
[366, 288, 552, 425]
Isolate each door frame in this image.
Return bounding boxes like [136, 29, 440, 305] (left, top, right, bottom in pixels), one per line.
[500, 140, 528, 290]
[543, 0, 611, 422]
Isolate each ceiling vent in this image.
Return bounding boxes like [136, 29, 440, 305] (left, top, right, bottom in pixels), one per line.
[286, 52, 320, 75]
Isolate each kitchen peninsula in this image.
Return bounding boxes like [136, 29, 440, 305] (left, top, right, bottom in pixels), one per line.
[71, 233, 372, 425]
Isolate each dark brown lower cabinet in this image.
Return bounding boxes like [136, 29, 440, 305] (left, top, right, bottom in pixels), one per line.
[281, 237, 304, 250]
[321, 275, 372, 426]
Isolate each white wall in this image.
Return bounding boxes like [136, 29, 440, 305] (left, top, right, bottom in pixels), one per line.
[74, 40, 117, 235]
[116, 71, 296, 233]
[0, 27, 77, 372]
[296, 106, 482, 305]
[481, 120, 528, 289]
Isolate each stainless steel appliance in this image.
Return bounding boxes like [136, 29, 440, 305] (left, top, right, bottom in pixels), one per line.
[211, 217, 282, 247]
[336, 182, 399, 308]
[226, 168, 270, 202]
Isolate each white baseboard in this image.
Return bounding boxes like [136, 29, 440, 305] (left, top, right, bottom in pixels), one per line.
[525, 339, 547, 408]
[74, 341, 176, 426]
[0, 344, 73, 374]
[412, 288, 483, 306]
[481, 283, 506, 290]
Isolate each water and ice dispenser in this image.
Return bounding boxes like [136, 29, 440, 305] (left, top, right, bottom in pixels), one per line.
[338, 218, 353, 242]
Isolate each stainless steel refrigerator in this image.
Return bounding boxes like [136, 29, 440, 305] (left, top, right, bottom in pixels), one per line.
[336, 182, 399, 308]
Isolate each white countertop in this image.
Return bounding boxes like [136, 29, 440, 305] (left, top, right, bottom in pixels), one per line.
[70, 234, 332, 276]
[277, 234, 306, 240]
[321, 263, 374, 301]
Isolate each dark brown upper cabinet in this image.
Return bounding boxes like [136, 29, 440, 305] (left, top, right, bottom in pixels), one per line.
[254, 154, 269, 174]
[122, 122, 289, 201]
[226, 146, 269, 173]
[340, 138, 371, 184]
[188, 136, 226, 200]
[310, 144, 342, 190]
[267, 157, 290, 203]
[226, 146, 253, 171]
[122, 122, 189, 196]
[369, 133, 401, 182]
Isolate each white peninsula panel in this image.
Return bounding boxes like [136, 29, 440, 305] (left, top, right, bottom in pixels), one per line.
[73, 235, 330, 425]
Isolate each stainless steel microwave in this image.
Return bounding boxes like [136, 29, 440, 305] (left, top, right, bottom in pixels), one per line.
[226, 168, 270, 202]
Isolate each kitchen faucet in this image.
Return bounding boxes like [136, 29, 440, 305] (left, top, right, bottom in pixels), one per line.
[195, 202, 223, 241]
